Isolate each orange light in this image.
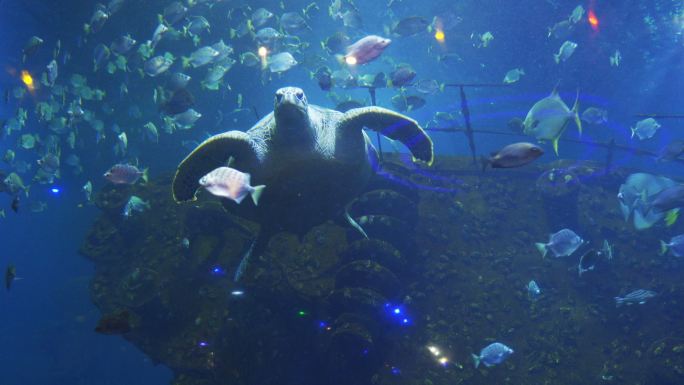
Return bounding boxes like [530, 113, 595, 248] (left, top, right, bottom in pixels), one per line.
[20, 70, 35, 92]
[257, 46, 268, 58]
[588, 10, 599, 30]
[434, 29, 445, 43]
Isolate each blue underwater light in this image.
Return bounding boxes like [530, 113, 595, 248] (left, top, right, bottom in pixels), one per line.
[211, 266, 226, 276]
[49, 186, 61, 195]
[384, 303, 412, 326]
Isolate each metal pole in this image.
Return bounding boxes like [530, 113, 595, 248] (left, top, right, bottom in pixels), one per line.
[459, 86, 477, 164]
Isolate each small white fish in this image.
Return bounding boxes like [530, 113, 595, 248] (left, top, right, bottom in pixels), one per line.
[199, 166, 265, 205]
[268, 52, 298, 73]
[610, 50, 621, 67]
[631, 118, 661, 140]
[83, 181, 93, 201]
[568, 5, 585, 24]
[503, 68, 525, 84]
[554, 40, 577, 64]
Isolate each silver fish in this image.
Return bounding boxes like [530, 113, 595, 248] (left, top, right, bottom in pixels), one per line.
[535, 228, 584, 258]
[199, 166, 265, 205]
[268, 52, 297, 73]
[615, 289, 656, 307]
[554, 40, 577, 63]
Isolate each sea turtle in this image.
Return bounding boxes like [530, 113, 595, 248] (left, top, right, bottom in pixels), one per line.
[172, 86, 433, 234]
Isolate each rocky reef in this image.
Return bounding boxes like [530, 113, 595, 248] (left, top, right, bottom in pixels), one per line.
[81, 154, 684, 385]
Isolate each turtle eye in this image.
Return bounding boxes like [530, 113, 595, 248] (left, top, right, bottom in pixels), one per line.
[296, 91, 304, 101]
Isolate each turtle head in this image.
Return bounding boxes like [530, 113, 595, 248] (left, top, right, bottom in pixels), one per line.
[274, 87, 309, 129]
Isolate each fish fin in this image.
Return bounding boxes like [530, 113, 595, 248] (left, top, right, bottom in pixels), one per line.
[552, 137, 560, 156]
[141, 168, 149, 184]
[471, 353, 481, 368]
[665, 208, 679, 226]
[630, 126, 635, 139]
[553, 53, 560, 64]
[250, 185, 265, 206]
[660, 240, 669, 256]
[535, 242, 548, 258]
[572, 89, 582, 136]
[344, 209, 368, 239]
[181, 56, 190, 69]
[614, 297, 623, 307]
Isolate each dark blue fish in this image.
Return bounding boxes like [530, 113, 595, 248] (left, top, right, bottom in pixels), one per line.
[578, 249, 598, 276]
[649, 185, 684, 213]
[615, 289, 656, 307]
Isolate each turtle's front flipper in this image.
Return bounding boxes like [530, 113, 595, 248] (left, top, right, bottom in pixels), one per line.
[172, 131, 258, 202]
[339, 106, 434, 166]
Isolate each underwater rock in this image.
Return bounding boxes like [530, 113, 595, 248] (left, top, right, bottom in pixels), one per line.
[355, 214, 413, 254]
[335, 260, 401, 299]
[328, 287, 388, 315]
[347, 189, 418, 225]
[340, 239, 405, 273]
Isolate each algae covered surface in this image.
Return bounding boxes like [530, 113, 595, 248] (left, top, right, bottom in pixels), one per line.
[81, 155, 684, 385]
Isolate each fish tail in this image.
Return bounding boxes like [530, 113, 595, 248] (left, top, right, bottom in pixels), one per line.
[335, 54, 345, 66]
[666, 209, 680, 226]
[535, 242, 548, 258]
[572, 89, 582, 136]
[471, 353, 481, 368]
[141, 167, 149, 184]
[614, 297, 623, 307]
[630, 126, 636, 139]
[552, 136, 560, 156]
[660, 240, 669, 256]
[181, 56, 190, 69]
[553, 53, 560, 64]
[250, 185, 265, 206]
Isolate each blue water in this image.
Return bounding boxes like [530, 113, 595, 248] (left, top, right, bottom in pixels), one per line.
[1, 0, 684, 383]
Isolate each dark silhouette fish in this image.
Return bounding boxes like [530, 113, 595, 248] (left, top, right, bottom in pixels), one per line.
[11, 196, 19, 213]
[160, 88, 195, 116]
[578, 249, 598, 276]
[392, 16, 429, 36]
[649, 185, 684, 213]
[482, 142, 544, 171]
[5, 264, 16, 291]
